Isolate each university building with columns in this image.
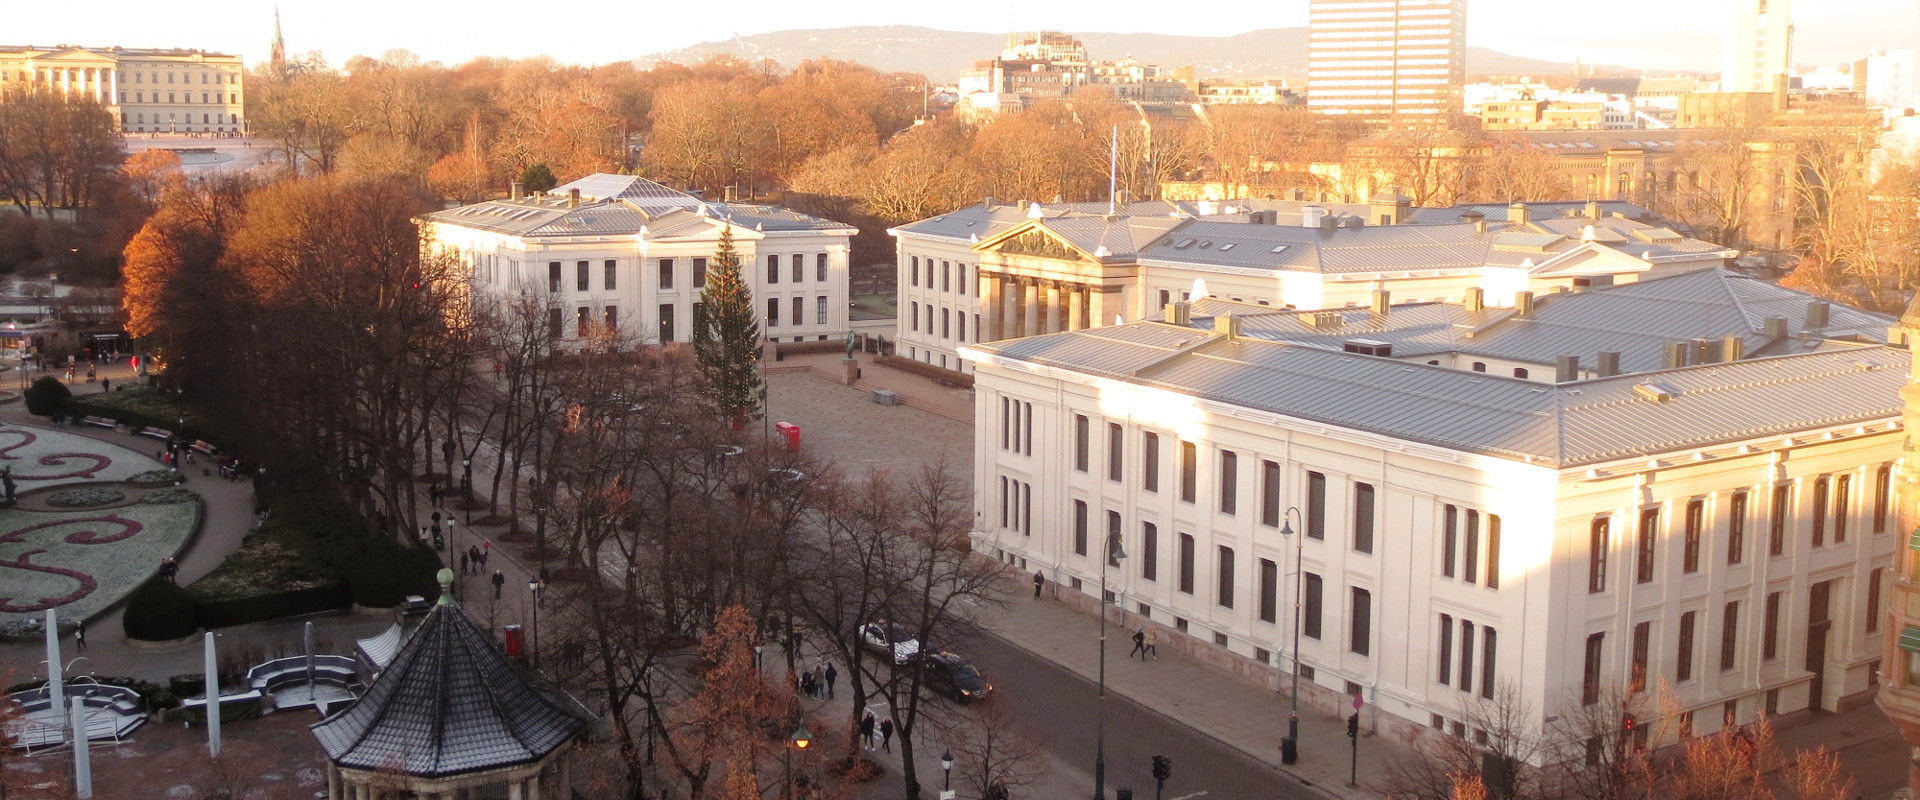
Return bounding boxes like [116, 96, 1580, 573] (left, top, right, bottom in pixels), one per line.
[964, 271, 1899, 756]
[0, 45, 246, 134]
[890, 198, 1732, 373]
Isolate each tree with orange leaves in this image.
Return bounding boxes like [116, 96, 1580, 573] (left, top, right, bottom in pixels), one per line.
[658, 605, 789, 799]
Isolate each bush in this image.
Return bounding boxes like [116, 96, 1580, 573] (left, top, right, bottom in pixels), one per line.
[347, 543, 440, 607]
[23, 376, 71, 416]
[122, 577, 198, 641]
[192, 580, 350, 629]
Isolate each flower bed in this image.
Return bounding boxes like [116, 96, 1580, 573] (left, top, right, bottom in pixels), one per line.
[127, 469, 180, 488]
[0, 498, 200, 627]
[45, 487, 128, 507]
[0, 426, 163, 488]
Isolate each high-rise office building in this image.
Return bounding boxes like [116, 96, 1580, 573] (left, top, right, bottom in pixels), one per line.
[1307, 0, 1466, 123]
[1722, 0, 1792, 93]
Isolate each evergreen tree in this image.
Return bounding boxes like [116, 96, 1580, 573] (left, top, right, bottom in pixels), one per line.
[695, 224, 763, 421]
[518, 163, 558, 194]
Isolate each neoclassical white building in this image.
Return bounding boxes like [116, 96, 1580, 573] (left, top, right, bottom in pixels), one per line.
[423, 174, 856, 346]
[0, 45, 246, 134]
[891, 198, 1732, 374]
[963, 269, 1899, 753]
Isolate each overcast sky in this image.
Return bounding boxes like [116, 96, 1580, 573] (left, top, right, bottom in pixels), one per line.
[12, 0, 1919, 74]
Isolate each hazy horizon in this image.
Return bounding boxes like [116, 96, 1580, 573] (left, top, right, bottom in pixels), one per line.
[12, 0, 1919, 77]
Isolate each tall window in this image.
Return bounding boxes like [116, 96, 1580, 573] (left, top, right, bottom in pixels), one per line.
[941, 261, 950, 291]
[1459, 621, 1475, 692]
[1261, 460, 1281, 527]
[1073, 501, 1088, 556]
[1444, 504, 1459, 578]
[1589, 516, 1610, 593]
[1304, 573, 1323, 639]
[1217, 546, 1235, 608]
[1486, 515, 1501, 589]
[1074, 415, 1090, 472]
[548, 261, 562, 293]
[1812, 475, 1830, 547]
[767, 254, 779, 284]
[1143, 433, 1159, 492]
[1769, 484, 1789, 556]
[605, 259, 617, 290]
[576, 306, 589, 336]
[1178, 533, 1196, 594]
[1141, 523, 1158, 581]
[793, 297, 803, 329]
[1481, 628, 1497, 699]
[909, 257, 918, 286]
[1683, 498, 1704, 574]
[692, 257, 708, 286]
[816, 252, 828, 282]
[604, 305, 617, 331]
[1107, 512, 1122, 567]
[1720, 601, 1739, 671]
[1833, 474, 1850, 544]
[1868, 568, 1883, 633]
[658, 304, 674, 342]
[1108, 423, 1123, 481]
[817, 296, 828, 325]
[768, 298, 780, 326]
[1350, 587, 1372, 656]
[548, 306, 563, 339]
[1728, 490, 1748, 565]
[1353, 483, 1375, 554]
[791, 254, 803, 283]
[1582, 633, 1605, 705]
[1259, 559, 1278, 623]
[576, 261, 589, 292]
[1630, 621, 1651, 692]
[1179, 441, 1197, 503]
[1219, 451, 1238, 515]
[1677, 611, 1697, 683]
[1763, 591, 1781, 660]
[1307, 471, 1327, 539]
[1464, 510, 1481, 583]
[1636, 507, 1658, 583]
[658, 258, 674, 290]
[1437, 614, 1454, 684]
[1875, 464, 1892, 534]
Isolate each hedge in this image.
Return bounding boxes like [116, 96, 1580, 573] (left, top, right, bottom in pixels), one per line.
[24, 376, 70, 416]
[873, 354, 974, 388]
[65, 396, 224, 449]
[192, 580, 351, 629]
[122, 577, 198, 641]
[347, 543, 442, 608]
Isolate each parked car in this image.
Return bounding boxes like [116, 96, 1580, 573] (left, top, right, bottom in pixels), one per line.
[917, 651, 992, 703]
[859, 622, 922, 664]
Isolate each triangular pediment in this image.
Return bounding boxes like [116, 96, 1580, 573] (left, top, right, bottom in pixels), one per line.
[27, 48, 119, 63]
[976, 222, 1094, 262]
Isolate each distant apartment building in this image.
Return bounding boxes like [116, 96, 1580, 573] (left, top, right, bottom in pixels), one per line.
[0, 45, 245, 134]
[1307, 0, 1466, 123]
[1723, 0, 1792, 94]
[421, 174, 855, 347]
[1855, 49, 1918, 112]
[958, 32, 1195, 116]
[1197, 81, 1300, 106]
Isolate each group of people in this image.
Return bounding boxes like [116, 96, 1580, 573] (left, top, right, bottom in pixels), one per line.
[460, 539, 493, 576]
[796, 661, 839, 699]
[858, 710, 897, 753]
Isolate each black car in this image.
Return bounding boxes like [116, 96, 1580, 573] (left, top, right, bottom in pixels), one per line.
[917, 651, 992, 702]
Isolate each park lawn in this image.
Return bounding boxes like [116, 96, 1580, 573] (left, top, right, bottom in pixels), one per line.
[0, 495, 200, 626]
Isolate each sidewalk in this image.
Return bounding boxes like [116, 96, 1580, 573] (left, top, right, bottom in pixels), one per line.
[979, 578, 1409, 799]
[771, 348, 974, 423]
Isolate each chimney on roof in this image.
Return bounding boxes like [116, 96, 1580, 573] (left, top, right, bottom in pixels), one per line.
[1291, 187, 1306, 201]
[1018, 200, 1030, 212]
[1166, 301, 1192, 326]
[1805, 300, 1830, 329]
[1555, 355, 1581, 382]
[1508, 203, 1530, 226]
[567, 188, 581, 209]
[1663, 341, 1688, 369]
[1722, 335, 1745, 361]
[1318, 215, 1339, 232]
[1462, 211, 1487, 235]
[510, 180, 523, 200]
[1763, 316, 1789, 340]
[1690, 337, 1714, 364]
[1515, 290, 1536, 317]
[1371, 289, 1391, 316]
[1213, 312, 1241, 339]
[1464, 287, 1485, 312]
[1596, 351, 1621, 377]
[1302, 205, 1326, 227]
[984, 196, 995, 210]
[1586, 200, 1603, 220]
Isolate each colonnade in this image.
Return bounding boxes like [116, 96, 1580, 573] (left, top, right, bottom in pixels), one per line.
[978, 272, 1100, 342]
[19, 66, 117, 104]
[326, 757, 569, 800]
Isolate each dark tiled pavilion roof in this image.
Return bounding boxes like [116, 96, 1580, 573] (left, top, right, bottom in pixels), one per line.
[311, 584, 587, 778]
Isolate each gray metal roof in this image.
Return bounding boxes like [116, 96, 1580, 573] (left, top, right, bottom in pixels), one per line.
[424, 174, 852, 238]
[312, 602, 588, 778]
[974, 324, 1904, 468]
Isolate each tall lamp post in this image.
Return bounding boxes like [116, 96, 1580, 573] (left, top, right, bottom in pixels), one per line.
[1280, 507, 1305, 763]
[784, 725, 812, 800]
[527, 579, 543, 669]
[1095, 538, 1127, 800]
[942, 749, 954, 792]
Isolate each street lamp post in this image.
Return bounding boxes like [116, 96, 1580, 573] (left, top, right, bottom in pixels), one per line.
[942, 749, 954, 793]
[1280, 507, 1305, 763]
[784, 725, 812, 800]
[1095, 538, 1127, 800]
[461, 458, 473, 525]
[527, 579, 543, 669]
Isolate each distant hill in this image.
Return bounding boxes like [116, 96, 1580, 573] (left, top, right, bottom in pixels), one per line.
[637, 26, 1634, 83]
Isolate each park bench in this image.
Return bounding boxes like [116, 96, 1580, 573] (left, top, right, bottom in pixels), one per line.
[135, 427, 172, 441]
[77, 416, 115, 430]
[191, 440, 218, 456]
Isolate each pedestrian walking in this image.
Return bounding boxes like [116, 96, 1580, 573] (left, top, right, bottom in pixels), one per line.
[824, 662, 837, 698]
[428, 484, 441, 505]
[1033, 569, 1045, 599]
[492, 570, 505, 599]
[73, 624, 85, 652]
[1145, 628, 1158, 659]
[1129, 627, 1146, 659]
[860, 711, 876, 750]
[460, 551, 470, 575]
[468, 545, 481, 574]
[879, 717, 894, 753]
[101, 378, 109, 393]
[800, 670, 816, 698]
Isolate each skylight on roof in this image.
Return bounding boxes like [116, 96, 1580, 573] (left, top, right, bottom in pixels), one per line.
[1218, 243, 1235, 251]
[1270, 245, 1288, 253]
[1174, 238, 1195, 249]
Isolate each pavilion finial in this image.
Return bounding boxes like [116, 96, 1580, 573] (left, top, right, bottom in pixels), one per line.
[436, 568, 455, 605]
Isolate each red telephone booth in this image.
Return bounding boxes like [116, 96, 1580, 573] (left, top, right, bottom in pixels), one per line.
[503, 624, 524, 656]
[775, 422, 801, 452]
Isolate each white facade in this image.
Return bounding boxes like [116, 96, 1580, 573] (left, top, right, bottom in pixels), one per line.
[1308, 0, 1466, 121]
[1723, 0, 1793, 94]
[1857, 49, 1918, 112]
[965, 309, 1900, 753]
[423, 175, 855, 347]
[0, 45, 246, 134]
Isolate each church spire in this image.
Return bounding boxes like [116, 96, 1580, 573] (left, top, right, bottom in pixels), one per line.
[269, 5, 287, 77]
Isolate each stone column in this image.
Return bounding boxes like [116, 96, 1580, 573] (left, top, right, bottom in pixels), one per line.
[1033, 282, 1052, 334]
[526, 774, 541, 800]
[1067, 285, 1086, 331]
[1021, 280, 1039, 339]
[1004, 277, 1021, 339]
[108, 68, 116, 106]
[981, 272, 1002, 342]
[326, 766, 339, 800]
[508, 780, 524, 800]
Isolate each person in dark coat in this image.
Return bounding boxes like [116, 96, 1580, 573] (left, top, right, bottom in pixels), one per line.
[860, 711, 876, 750]
[824, 662, 837, 698]
[800, 669, 816, 698]
[460, 551, 470, 575]
[1033, 569, 1045, 598]
[879, 716, 895, 753]
[492, 569, 505, 599]
[1129, 627, 1146, 659]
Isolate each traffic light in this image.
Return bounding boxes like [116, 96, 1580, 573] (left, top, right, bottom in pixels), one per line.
[1151, 754, 1172, 782]
[1347, 713, 1359, 738]
[1622, 714, 1635, 735]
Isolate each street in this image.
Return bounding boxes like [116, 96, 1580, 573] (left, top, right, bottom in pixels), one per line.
[966, 630, 1335, 800]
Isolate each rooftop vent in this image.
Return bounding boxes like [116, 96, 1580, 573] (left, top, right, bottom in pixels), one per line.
[1595, 351, 1621, 377]
[1806, 301, 1830, 329]
[1306, 310, 1344, 330]
[1166, 301, 1192, 325]
[1342, 339, 1392, 357]
[1464, 287, 1485, 312]
[1555, 355, 1581, 382]
[1633, 382, 1680, 403]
